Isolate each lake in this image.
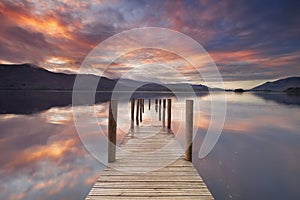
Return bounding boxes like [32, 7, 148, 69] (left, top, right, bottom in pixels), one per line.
[0, 91, 299, 200]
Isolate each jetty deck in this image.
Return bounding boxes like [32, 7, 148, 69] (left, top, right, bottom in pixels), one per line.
[85, 121, 214, 199]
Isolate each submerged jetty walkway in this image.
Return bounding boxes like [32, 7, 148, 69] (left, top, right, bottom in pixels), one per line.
[85, 99, 214, 199]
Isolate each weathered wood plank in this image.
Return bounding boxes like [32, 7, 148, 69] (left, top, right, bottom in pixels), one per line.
[86, 196, 214, 200]
[85, 123, 214, 199]
[93, 181, 208, 188]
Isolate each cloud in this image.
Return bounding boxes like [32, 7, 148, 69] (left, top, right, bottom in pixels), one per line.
[0, 0, 299, 88]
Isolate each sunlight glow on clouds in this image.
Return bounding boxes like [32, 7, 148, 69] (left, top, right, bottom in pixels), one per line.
[0, 0, 299, 88]
[46, 57, 68, 65]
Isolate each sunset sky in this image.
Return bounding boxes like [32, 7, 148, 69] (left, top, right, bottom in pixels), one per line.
[0, 0, 300, 89]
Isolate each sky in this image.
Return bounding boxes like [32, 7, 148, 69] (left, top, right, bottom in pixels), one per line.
[0, 0, 300, 89]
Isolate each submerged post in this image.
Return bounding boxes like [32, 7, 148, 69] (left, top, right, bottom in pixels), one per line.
[185, 100, 193, 162]
[155, 99, 158, 112]
[159, 99, 162, 121]
[130, 99, 135, 129]
[136, 99, 139, 126]
[167, 99, 172, 129]
[149, 99, 151, 110]
[140, 99, 143, 122]
[108, 100, 118, 163]
[143, 99, 145, 113]
[162, 99, 166, 127]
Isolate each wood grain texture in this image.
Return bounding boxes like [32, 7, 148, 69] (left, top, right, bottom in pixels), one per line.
[85, 123, 214, 199]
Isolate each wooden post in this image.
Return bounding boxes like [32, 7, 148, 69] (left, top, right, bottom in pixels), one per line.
[162, 99, 166, 127]
[139, 99, 143, 122]
[108, 100, 118, 163]
[155, 99, 158, 112]
[149, 99, 151, 110]
[130, 99, 135, 129]
[185, 100, 193, 162]
[167, 99, 172, 129]
[159, 99, 162, 121]
[142, 99, 145, 113]
[136, 99, 139, 126]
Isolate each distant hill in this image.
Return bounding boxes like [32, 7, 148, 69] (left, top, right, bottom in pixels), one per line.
[0, 63, 209, 92]
[136, 83, 208, 92]
[116, 79, 208, 92]
[251, 77, 300, 92]
[0, 63, 117, 91]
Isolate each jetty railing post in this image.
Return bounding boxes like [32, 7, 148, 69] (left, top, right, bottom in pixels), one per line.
[108, 100, 118, 163]
[159, 99, 162, 121]
[162, 99, 166, 127]
[167, 99, 172, 129]
[130, 99, 135, 129]
[136, 99, 139, 126]
[139, 99, 143, 122]
[185, 100, 193, 162]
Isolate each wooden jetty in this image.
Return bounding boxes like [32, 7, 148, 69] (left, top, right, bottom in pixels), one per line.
[85, 99, 214, 199]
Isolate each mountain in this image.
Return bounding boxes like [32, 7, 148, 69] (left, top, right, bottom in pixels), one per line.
[0, 63, 209, 92]
[138, 83, 208, 92]
[0, 63, 117, 91]
[251, 77, 300, 92]
[115, 79, 208, 92]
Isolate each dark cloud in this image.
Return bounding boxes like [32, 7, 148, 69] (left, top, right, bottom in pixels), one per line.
[0, 26, 54, 63]
[204, 0, 300, 53]
[0, 26, 55, 63]
[0, 0, 299, 87]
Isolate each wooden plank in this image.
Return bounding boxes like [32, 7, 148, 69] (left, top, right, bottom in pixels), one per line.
[86, 196, 214, 200]
[85, 121, 214, 199]
[88, 188, 212, 196]
[93, 181, 208, 188]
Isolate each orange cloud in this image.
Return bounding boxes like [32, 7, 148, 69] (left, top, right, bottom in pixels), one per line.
[209, 50, 260, 63]
[2, 7, 70, 39]
[4, 138, 78, 172]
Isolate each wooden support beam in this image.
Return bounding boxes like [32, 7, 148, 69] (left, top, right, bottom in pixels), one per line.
[130, 99, 135, 129]
[108, 100, 118, 163]
[167, 99, 172, 129]
[162, 99, 166, 127]
[139, 99, 143, 122]
[159, 99, 162, 121]
[185, 100, 193, 162]
[136, 99, 139, 126]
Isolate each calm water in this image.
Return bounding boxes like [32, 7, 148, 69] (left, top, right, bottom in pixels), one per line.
[0, 91, 299, 200]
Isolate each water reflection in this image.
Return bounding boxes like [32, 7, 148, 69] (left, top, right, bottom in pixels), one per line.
[253, 92, 300, 106]
[192, 93, 300, 200]
[0, 92, 299, 200]
[0, 92, 182, 200]
[0, 91, 111, 114]
[0, 105, 105, 200]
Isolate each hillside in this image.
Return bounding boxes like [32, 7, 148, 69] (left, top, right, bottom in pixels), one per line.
[252, 77, 300, 91]
[0, 63, 208, 92]
[0, 63, 117, 91]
